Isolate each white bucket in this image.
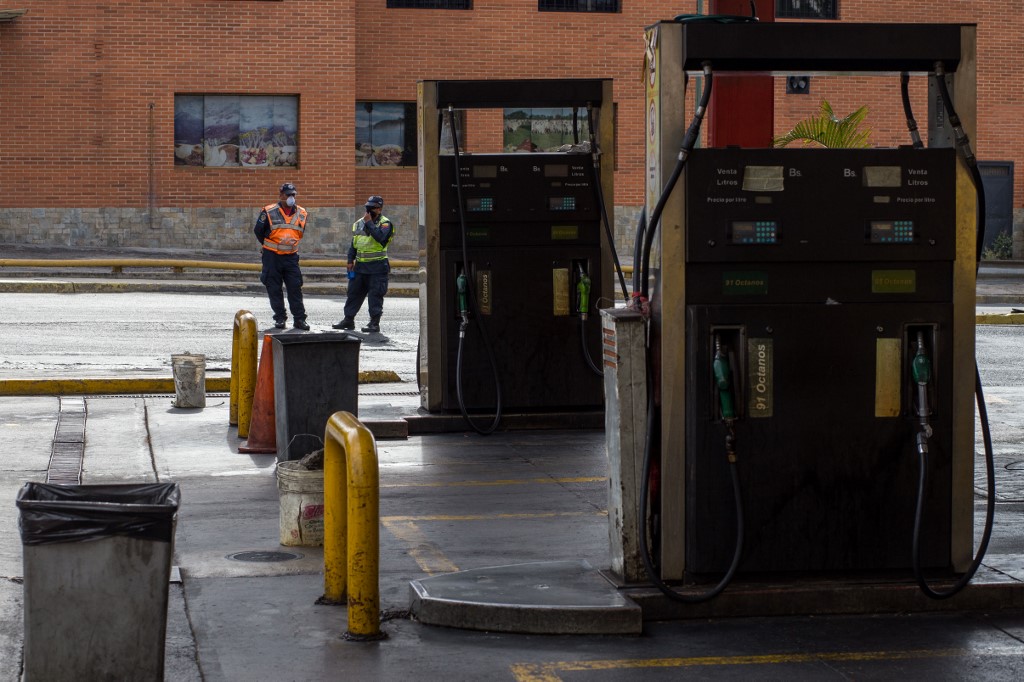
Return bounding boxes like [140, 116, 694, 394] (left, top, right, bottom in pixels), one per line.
[171, 353, 206, 408]
[277, 461, 325, 547]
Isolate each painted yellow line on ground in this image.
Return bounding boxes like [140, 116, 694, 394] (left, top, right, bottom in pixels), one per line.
[381, 519, 460, 576]
[383, 510, 606, 523]
[0, 370, 399, 396]
[977, 312, 1024, 324]
[510, 647, 1024, 681]
[381, 476, 606, 489]
[0, 377, 231, 395]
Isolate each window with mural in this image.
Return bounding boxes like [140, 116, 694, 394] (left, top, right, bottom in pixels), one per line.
[503, 108, 591, 152]
[776, 0, 837, 19]
[174, 95, 298, 167]
[355, 102, 418, 167]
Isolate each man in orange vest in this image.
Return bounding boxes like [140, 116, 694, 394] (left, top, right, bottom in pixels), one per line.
[253, 182, 309, 330]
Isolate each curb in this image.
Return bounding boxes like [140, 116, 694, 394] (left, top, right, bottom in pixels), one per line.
[0, 279, 421, 297]
[0, 370, 403, 396]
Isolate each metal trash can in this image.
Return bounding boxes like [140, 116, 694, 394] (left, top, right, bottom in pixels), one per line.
[171, 352, 206, 408]
[272, 332, 360, 461]
[17, 482, 180, 682]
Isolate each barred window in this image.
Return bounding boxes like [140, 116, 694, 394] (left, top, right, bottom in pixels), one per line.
[386, 0, 472, 8]
[776, 0, 837, 20]
[539, 0, 620, 12]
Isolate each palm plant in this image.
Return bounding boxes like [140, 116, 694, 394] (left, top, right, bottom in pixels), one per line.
[773, 100, 871, 148]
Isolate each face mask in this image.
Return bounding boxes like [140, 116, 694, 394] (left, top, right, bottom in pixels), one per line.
[285, 196, 296, 207]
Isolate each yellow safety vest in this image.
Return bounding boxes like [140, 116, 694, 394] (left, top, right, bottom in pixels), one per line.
[352, 214, 393, 262]
[262, 203, 308, 255]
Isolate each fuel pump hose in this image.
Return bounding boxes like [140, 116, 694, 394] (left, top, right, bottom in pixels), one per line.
[640, 63, 713, 302]
[635, 63, 744, 602]
[902, 69, 996, 599]
[585, 103, 630, 304]
[447, 106, 503, 435]
[637, 336, 744, 603]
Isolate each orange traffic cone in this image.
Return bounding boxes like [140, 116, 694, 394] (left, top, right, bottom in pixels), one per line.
[239, 334, 277, 454]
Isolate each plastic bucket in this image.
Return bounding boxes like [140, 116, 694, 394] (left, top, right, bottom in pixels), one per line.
[277, 461, 324, 547]
[171, 353, 206, 408]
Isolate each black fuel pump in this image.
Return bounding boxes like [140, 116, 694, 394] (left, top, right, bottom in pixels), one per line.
[635, 20, 994, 602]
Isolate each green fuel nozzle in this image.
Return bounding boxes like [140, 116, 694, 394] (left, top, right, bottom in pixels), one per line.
[713, 338, 736, 422]
[576, 270, 591, 321]
[457, 272, 469, 334]
[912, 330, 933, 430]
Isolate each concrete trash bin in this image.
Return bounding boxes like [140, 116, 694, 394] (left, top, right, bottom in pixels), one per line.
[16, 482, 180, 682]
[271, 332, 360, 461]
[171, 352, 206, 408]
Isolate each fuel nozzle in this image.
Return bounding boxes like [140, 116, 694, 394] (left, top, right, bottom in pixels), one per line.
[456, 271, 469, 335]
[575, 263, 591, 321]
[912, 330, 934, 442]
[713, 336, 736, 423]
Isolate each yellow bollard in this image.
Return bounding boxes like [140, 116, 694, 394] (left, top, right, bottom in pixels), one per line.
[230, 310, 258, 437]
[319, 411, 383, 641]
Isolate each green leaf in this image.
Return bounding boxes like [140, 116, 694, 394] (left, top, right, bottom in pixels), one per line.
[773, 100, 872, 149]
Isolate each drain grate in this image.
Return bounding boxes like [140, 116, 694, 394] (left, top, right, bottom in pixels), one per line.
[226, 550, 303, 563]
[47, 397, 86, 484]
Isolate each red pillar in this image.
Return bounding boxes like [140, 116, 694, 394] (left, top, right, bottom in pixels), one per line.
[706, 1, 775, 148]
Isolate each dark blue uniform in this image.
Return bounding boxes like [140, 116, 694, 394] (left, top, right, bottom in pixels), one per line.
[254, 204, 306, 325]
[343, 215, 393, 321]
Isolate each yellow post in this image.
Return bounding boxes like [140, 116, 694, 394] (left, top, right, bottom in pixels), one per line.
[321, 411, 383, 641]
[230, 310, 258, 436]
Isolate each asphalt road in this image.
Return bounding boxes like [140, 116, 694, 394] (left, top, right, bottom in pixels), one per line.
[0, 292, 419, 381]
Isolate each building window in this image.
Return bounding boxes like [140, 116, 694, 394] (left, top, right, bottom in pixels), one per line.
[775, 0, 837, 20]
[174, 95, 298, 167]
[386, 0, 472, 8]
[356, 102, 417, 167]
[504, 108, 591, 153]
[539, 0, 620, 12]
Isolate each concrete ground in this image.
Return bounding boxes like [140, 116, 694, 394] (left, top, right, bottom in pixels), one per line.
[2, 251, 1024, 680]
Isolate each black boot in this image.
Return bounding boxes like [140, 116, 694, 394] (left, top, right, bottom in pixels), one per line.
[293, 318, 310, 331]
[361, 317, 380, 333]
[332, 317, 355, 330]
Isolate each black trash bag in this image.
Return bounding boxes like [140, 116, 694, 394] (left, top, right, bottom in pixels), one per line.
[17, 482, 180, 546]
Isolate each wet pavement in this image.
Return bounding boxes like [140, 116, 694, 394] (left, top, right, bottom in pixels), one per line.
[1, 252, 1024, 680]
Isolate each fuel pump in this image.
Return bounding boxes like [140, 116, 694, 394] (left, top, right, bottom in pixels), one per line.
[417, 79, 616, 421]
[633, 19, 989, 600]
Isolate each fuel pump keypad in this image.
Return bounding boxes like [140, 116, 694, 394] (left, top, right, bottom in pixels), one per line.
[730, 220, 779, 245]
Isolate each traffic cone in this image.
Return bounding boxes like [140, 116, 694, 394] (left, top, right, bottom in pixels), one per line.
[239, 334, 277, 454]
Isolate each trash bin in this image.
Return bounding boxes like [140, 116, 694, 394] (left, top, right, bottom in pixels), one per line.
[271, 332, 360, 461]
[17, 482, 180, 682]
[171, 352, 206, 408]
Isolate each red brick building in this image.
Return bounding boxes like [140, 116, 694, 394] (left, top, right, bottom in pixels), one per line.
[0, 1, 1020, 257]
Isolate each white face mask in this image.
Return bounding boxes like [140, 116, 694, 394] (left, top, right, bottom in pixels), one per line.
[285, 196, 296, 207]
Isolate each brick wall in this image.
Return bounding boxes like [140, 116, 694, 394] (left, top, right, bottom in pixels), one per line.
[0, 2, 1020, 257]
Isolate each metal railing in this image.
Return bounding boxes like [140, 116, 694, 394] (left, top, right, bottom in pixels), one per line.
[229, 310, 258, 437]
[318, 411, 384, 641]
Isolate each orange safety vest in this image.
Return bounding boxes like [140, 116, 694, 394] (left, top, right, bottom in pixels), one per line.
[261, 202, 308, 255]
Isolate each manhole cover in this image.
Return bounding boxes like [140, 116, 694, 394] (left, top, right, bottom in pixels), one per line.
[226, 550, 303, 563]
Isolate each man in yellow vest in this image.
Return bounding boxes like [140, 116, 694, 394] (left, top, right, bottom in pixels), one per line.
[333, 195, 394, 333]
[254, 182, 309, 330]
